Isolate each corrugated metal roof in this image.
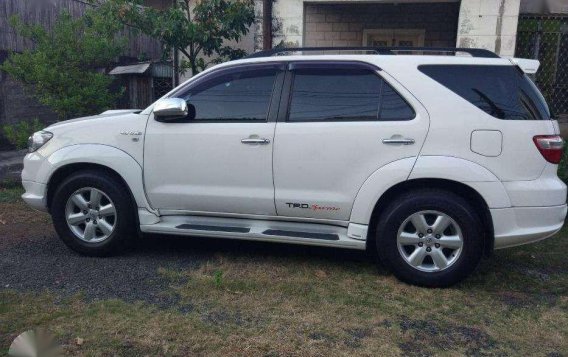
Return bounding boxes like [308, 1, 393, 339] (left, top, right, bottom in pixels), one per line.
[109, 63, 151, 75]
[152, 62, 173, 78]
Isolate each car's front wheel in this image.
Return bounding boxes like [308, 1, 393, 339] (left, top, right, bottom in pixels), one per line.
[376, 189, 484, 287]
[51, 170, 136, 256]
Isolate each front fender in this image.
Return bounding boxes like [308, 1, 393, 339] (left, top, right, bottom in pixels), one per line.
[24, 144, 152, 211]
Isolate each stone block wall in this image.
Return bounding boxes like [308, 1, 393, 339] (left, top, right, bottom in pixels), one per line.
[304, 3, 461, 48]
[0, 70, 58, 127]
[264, 0, 522, 57]
[0, 69, 58, 149]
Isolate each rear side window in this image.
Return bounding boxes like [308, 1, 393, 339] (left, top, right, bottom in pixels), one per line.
[419, 65, 551, 120]
[380, 81, 416, 120]
[288, 68, 415, 122]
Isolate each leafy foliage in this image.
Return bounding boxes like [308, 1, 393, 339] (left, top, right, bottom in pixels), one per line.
[1, 119, 44, 150]
[0, 181, 24, 203]
[98, 0, 255, 75]
[0, 9, 126, 119]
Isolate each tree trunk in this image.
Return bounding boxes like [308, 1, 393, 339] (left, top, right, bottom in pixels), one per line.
[262, 0, 272, 50]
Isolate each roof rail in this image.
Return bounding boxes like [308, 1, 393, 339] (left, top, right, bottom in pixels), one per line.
[246, 47, 500, 59]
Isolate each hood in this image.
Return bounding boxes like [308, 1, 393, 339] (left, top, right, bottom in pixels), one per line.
[46, 109, 141, 129]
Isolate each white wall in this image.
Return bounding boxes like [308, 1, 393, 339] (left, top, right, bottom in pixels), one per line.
[457, 0, 521, 56]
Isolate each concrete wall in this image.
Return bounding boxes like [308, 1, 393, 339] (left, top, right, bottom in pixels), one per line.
[457, 0, 521, 56]
[304, 3, 460, 48]
[256, 0, 522, 56]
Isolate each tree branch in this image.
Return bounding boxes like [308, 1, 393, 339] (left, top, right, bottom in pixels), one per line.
[179, 47, 191, 59]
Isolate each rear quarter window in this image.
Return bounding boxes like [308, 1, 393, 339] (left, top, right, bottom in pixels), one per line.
[418, 64, 551, 120]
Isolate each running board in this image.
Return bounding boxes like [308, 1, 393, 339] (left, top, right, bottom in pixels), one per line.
[140, 215, 366, 250]
[176, 224, 250, 233]
[262, 229, 339, 241]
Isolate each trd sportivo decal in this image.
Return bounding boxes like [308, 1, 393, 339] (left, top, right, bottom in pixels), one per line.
[285, 203, 340, 211]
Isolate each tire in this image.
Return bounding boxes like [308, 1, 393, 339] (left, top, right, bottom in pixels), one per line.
[51, 170, 136, 256]
[376, 189, 484, 288]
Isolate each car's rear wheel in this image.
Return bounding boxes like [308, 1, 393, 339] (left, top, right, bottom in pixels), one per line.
[51, 170, 136, 256]
[376, 189, 484, 287]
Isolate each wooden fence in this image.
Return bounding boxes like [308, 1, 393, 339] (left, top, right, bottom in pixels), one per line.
[0, 0, 163, 59]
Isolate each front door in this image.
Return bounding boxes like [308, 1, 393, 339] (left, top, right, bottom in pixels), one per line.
[143, 63, 284, 215]
[273, 62, 429, 221]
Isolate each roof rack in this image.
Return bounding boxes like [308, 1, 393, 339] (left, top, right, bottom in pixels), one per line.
[246, 46, 500, 59]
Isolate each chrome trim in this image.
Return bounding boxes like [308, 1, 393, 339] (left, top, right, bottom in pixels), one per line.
[153, 98, 188, 118]
[382, 138, 415, 145]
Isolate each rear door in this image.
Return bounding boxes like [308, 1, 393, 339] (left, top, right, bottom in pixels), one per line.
[273, 61, 429, 221]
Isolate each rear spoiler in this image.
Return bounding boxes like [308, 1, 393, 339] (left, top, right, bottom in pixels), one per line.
[507, 58, 540, 74]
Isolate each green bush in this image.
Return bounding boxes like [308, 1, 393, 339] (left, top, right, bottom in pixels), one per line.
[0, 11, 125, 119]
[1, 119, 44, 150]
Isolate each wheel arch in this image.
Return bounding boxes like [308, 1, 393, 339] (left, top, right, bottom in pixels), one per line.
[366, 178, 495, 257]
[47, 163, 132, 211]
[42, 144, 152, 214]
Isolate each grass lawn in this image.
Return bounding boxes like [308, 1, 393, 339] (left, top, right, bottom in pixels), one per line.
[0, 183, 567, 356]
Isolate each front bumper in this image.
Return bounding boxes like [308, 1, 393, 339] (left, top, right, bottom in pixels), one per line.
[21, 180, 48, 212]
[491, 204, 567, 249]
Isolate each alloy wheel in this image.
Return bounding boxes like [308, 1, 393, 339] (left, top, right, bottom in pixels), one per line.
[64, 187, 117, 243]
[396, 210, 464, 272]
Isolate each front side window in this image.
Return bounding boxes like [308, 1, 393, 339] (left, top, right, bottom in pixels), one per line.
[419, 64, 551, 120]
[288, 68, 415, 122]
[177, 68, 278, 121]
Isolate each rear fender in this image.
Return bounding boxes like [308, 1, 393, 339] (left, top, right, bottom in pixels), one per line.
[350, 156, 512, 225]
[350, 158, 416, 225]
[409, 156, 511, 208]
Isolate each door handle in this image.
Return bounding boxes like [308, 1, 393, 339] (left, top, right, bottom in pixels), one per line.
[241, 138, 271, 145]
[382, 136, 415, 145]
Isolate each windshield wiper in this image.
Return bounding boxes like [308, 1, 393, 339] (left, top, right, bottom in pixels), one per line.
[472, 88, 506, 119]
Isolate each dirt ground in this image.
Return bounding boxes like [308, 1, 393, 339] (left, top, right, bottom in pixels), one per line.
[1, 186, 567, 356]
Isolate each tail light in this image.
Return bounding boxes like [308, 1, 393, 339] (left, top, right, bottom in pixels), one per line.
[533, 135, 564, 164]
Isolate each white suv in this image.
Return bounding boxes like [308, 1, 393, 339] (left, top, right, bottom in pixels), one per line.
[21, 47, 567, 287]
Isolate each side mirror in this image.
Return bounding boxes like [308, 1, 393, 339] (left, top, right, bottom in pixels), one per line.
[153, 98, 195, 122]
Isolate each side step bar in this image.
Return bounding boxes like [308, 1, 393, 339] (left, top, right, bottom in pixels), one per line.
[262, 229, 339, 241]
[141, 215, 366, 250]
[176, 224, 250, 234]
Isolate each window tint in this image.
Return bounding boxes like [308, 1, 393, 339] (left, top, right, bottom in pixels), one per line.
[178, 68, 277, 121]
[419, 65, 551, 120]
[288, 68, 414, 122]
[380, 82, 416, 120]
